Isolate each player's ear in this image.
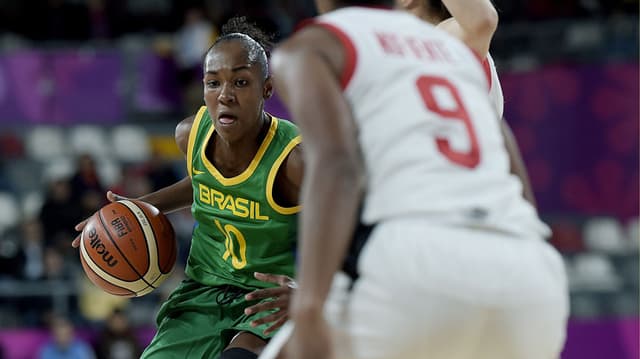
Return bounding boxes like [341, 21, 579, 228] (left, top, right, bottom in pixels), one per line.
[263, 76, 274, 100]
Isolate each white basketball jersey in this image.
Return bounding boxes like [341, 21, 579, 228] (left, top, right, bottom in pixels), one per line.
[486, 54, 504, 119]
[316, 8, 549, 238]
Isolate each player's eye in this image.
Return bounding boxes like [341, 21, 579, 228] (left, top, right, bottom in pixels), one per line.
[206, 80, 220, 89]
[235, 79, 248, 87]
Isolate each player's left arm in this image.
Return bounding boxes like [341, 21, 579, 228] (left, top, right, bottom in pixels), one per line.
[276, 144, 305, 206]
[284, 145, 304, 189]
[439, 0, 498, 57]
[271, 25, 365, 359]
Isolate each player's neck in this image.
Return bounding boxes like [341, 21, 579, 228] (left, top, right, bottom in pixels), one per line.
[212, 113, 270, 176]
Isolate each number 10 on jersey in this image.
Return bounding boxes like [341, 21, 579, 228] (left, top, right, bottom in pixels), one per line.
[214, 219, 248, 269]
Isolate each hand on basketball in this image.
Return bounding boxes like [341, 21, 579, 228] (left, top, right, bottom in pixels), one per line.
[71, 191, 128, 248]
[244, 272, 297, 335]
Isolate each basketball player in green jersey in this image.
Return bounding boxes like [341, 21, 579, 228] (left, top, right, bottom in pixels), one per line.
[73, 17, 302, 359]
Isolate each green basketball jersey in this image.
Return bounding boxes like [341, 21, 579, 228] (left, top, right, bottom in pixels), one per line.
[185, 106, 300, 289]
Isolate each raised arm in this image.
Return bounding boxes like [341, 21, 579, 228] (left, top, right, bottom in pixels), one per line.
[438, 0, 498, 57]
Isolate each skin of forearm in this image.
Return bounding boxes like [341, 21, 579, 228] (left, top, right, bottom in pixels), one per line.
[137, 176, 193, 213]
[294, 156, 363, 314]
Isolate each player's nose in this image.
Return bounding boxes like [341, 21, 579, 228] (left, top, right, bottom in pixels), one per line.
[218, 83, 236, 104]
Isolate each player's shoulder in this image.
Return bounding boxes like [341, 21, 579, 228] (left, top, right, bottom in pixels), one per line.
[274, 115, 298, 130]
[277, 7, 403, 51]
[274, 20, 336, 55]
[270, 115, 300, 141]
[271, 22, 346, 87]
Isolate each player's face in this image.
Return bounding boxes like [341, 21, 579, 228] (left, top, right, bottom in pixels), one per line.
[203, 41, 272, 143]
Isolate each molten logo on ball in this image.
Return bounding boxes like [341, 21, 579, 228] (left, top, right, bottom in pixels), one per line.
[87, 226, 119, 267]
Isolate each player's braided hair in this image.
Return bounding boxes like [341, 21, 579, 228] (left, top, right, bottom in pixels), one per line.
[205, 16, 274, 80]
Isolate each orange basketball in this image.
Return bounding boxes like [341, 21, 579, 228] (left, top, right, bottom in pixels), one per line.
[79, 200, 177, 297]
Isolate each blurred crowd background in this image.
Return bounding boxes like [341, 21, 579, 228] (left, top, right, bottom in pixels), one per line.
[0, 0, 637, 358]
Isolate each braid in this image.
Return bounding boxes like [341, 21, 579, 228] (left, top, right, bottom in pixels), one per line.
[204, 16, 273, 79]
[220, 16, 274, 55]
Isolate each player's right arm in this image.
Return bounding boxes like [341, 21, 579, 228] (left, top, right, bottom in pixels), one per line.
[71, 116, 196, 248]
[501, 120, 537, 206]
[130, 115, 195, 212]
[438, 0, 498, 57]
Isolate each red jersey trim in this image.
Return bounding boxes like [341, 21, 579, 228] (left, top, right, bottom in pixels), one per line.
[314, 22, 358, 90]
[294, 18, 315, 33]
[469, 50, 492, 91]
[482, 58, 492, 90]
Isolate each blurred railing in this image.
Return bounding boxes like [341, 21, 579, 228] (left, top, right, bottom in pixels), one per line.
[0, 278, 77, 316]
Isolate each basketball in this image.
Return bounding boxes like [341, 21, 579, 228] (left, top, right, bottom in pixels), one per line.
[79, 200, 177, 297]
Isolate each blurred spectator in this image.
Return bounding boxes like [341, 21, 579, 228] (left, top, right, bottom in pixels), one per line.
[107, 153, 183, 199]
[145, 153, 181, 191]
[0, 226, 25, 279]
[39, 176, 81, 251]
[71, 154, 104, 201]
[0, 218, 46, 280]
[21, 219, 45, 280]
[88, 0, 110, 39]
[0, 162, 11, 193]
[18, 247, 79, 327]
[43, 247, 75, 281]
[95, 309, 142, 359]
[108, 165, 153, 200]
[174, 7, 215, 75]
[69, 154, 106, 219]
[39, 315, 95, 359]
[174, 6, 216, 113]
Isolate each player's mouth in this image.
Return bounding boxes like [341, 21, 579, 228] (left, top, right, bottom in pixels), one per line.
[217, 112, 238, 126]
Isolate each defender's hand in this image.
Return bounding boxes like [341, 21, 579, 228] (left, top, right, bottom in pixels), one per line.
[244, 272, 297, 335]
[71, 191, 128, 248]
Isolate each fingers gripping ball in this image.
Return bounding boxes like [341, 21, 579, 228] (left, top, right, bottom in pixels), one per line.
[79, 200, 177, 297]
